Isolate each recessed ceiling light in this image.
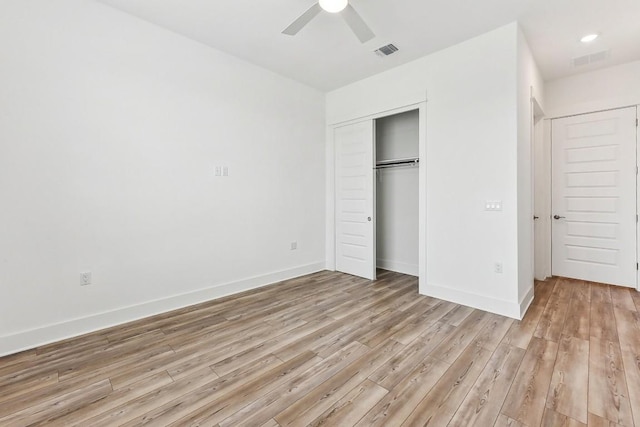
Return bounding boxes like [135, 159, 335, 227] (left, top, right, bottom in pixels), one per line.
[580, 34, 599, 43]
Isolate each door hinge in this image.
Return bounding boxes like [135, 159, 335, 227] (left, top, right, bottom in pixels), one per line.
[637, 262, 638, 270]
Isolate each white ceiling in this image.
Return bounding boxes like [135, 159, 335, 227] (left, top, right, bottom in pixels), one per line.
[97, 0, 640, 91]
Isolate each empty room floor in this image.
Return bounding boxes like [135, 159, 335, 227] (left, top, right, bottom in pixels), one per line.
[1, 270, 639, 426]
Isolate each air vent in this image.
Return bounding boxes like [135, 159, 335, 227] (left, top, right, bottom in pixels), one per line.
[589, 50, 609, 62]
[573, 55, 590, 67]
[572, 50, 610, 68]
[374, 44, 399, 57]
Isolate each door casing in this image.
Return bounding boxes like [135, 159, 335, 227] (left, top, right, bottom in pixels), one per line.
[327, 101, 427, 287]
[549, 106, 639, 289]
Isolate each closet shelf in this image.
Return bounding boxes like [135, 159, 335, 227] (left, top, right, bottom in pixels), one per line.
[374, 157, 419, 169]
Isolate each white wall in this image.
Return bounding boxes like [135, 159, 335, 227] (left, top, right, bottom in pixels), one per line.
[327, 23, 526, 318]
[545, 59, 640, 117]
[375, 111, 419, 276]
[516, 28, 545, 314]
[0, 0, 326, 356]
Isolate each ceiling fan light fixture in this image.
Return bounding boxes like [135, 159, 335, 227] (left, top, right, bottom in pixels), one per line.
[319, 0, 348, 13]
[580, 33, 599, 43]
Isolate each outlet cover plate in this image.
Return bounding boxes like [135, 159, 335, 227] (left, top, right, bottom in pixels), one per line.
[80, 272, 92, 286]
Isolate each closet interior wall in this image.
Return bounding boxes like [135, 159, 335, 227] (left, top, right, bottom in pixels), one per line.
[375, 110, 419, 276]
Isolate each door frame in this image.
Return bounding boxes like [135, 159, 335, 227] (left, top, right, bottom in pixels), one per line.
[326, 101, 427, 286]
[636, 107, 640, 291]
[532, 97, 550, 281]
[547, 105, 639, 290]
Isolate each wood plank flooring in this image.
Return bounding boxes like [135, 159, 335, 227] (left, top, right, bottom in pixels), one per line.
[1, 271, 639, 426]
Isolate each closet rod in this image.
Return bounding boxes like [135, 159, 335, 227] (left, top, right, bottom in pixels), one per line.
[374, 158, 419, 169]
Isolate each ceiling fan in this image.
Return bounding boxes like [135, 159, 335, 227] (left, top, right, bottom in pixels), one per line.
[282, 0, 375, 43]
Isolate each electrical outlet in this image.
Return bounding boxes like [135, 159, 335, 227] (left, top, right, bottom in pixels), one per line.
[290, 241, 297, 250]
[222, 166, 229, 177]
[494, 263, 503, 274]
[215, 166, 222, 176]
[80, 271, 92, 286]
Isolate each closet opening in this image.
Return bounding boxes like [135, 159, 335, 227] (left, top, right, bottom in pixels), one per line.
[375, 109, 419, 277]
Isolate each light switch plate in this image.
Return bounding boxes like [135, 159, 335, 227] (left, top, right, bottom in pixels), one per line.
[485, 200, 502, 211]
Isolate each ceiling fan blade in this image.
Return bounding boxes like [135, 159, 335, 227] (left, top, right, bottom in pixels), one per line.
[282, 3, 322, 35]
[341, 4, 375, 43]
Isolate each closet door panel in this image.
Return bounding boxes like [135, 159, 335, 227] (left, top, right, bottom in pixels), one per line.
[335, 120, 376, 280]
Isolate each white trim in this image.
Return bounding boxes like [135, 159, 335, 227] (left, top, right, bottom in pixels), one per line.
[422, 282, 523, 320]
[327, 94, 429, 126]
[376, 259, 419, 277]
[519, 285, 535, 319]
[325, 124, 336, 272]
[0, 262, 325, 357]
[546, 99, 640, 121]
[544, 119, 553, 279]
[326, 100, 428, 289]
[533, 103, 551, 281]
[550, 105, 639, 289]
[418, 102, 428, 288]
[329, 101, 427, 128]
[548, 104, 640, 120]
[528, 92, 536, 289]
[637, 106, 640, 292]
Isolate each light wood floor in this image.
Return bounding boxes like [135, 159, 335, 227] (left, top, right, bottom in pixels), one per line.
[1, 270, 640, 426]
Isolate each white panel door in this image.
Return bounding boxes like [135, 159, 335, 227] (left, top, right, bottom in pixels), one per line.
[552, 107, 637, 287]
[335, 120, 376, 280]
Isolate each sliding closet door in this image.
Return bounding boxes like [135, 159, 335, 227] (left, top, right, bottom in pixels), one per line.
[335, 120, 376, 280]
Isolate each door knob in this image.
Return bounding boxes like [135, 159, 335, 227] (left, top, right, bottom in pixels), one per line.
[553, 215, 566, 220]
[367, 217, 372, 222]
[533, 216, 539, 220]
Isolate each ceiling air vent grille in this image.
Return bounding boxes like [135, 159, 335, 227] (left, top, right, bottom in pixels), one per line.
[375, 44, 399, 57]
[572, 50, 610, 68]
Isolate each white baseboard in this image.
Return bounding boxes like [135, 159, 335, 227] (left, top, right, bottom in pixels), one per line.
[420, 282, 522, 320]
[0, 262, 325, 357]
[519, 285, 535, 319]
[377, 259, 418, 277]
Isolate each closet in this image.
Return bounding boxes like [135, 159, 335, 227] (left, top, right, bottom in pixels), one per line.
[334, 108, 419, 280]
[375, 110, 419, 277]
